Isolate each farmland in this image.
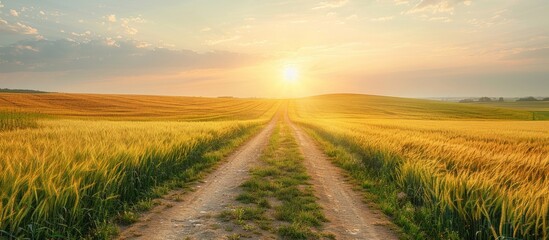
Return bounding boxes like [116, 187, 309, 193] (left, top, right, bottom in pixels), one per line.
[290, 94, 549, 239]
[0, 93, 279, 238]
[468, 100, 549, 121]
[1, 92, 548, 239]
[0, 93, 277, 120]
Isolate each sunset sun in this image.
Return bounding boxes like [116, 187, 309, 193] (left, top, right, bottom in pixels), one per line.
[282, 65, 299, 83]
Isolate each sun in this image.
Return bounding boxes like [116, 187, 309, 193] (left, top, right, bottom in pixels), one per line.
[282, 65, 299, 83]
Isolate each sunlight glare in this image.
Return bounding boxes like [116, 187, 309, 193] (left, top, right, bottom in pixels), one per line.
[283, 65, 299, 83]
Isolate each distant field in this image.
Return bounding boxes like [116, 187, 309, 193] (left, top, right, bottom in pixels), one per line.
[470, 101, 549, 110]
[295, 94, 539, 120]
[290, 94, 549, 239]
[0, 93, 278, 120]
[0, 93, 279, 239]
[468, 101, 549, 120]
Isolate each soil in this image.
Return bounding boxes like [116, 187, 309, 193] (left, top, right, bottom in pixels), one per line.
[117, 119, 277, 240]
[287, 116, 400, 240]
[118, 115, 399, 240]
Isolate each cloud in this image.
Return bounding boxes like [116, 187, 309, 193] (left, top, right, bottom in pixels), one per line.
[135, 41, 151, 48]
[122, 25, 137, 35]
[120, 16, 145, 35]
[407, 0, 471, 14]
[49, 11, 63, 17]
[104, 37, 118, 47]
[346, 14, 358, 20]
[0, 38, 259, 74]
[394, 0, 409, 5]
[371, 16, 394, 22]
[71, 30, 91, 37]
[468, 10, 507, 28]
[0, 18, 38, 35]
[123, 16, 146, 24]
[505, 47, 549, 61]
[206, 35, 241, 45]
[16, 45, 39, 52]
[313, 0, 349, 10]
[10, 9, 19, 17]
[428, 16, 451, 22]
[106, 14, 116, 23]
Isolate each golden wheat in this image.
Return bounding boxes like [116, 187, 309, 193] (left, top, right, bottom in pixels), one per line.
[290, 96, 549, 239]
[0, 119, 267, 238]
[0, 94, 279, 238]
[0, 93, 278, 120]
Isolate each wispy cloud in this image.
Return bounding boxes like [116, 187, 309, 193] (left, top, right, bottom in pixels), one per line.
[505, 47, 549, 61]
[313, 0, 349, 10]
[9, 9, 19, 17]
[102, 15, 145, 35]
[15, 44, 39, 52]
[206, 35, 241, 45]
[468, 10, 507, 28]
[104, 37, 118, 47]
[346, 14, 358, 20]
[120, 16, 145, 35]
[428, 16, 451, 22]
[71, 30, 91, 37]
[407, 0, 472, 14]
[371, 16, 394, 22]
[0, 38, 258, 74]
[106, 14, 117, 23]
[0, 18, 38, 35]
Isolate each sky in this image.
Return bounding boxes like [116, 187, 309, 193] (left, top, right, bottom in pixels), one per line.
[0, 0, 548, 98]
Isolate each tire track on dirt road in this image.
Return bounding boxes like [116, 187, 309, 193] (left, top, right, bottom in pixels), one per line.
[118, 117, 277, 240]
[287, 115, 400, 240]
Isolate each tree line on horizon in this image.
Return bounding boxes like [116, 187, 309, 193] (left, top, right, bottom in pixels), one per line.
[0, 88, 48, 93]
[459, 96, 549, 103]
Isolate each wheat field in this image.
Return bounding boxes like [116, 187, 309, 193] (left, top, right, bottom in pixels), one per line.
[0, 93, 279, 238]
[0, 93, 278, 120]
[1, 92, 548, 239]
[290, 94, 549, 239]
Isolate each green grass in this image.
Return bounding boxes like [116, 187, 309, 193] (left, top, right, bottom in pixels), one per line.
[86, 123, 266, 239]
[532, 111, 549, 120]
[471, 100, 549, 111]
[221, 121, 331, 239]
[300, 126, 458, 239]
[292, 94, 549, 239]
[96, 123, 266, 239]
[0, 120, 263, 239]
[0, 111, 40, 131]
[469, 101, 549, 120]
[299, 120, 548, 239]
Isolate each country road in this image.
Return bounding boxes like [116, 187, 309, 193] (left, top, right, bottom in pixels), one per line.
[287, 115, 399, 240]
[118, 118, 277, 239]
[118, 114, 398, 239]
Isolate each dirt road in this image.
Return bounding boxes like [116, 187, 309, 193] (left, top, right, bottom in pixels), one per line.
[118, 118, 277, 240]
[287, 116, 399, 240]
[119, 114, 399, 240]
